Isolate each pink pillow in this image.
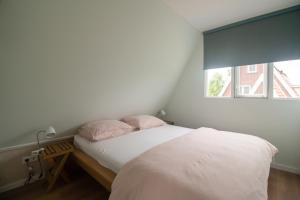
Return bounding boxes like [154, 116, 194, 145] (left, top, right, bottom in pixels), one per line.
[121, 115, 166, 130]
[78, 120, 135, 142]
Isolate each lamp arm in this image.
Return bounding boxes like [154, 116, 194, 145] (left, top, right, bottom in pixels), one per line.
[36, 130, 45, 148]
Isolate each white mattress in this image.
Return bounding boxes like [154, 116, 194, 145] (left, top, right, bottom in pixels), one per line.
[74, 125, 193, 173]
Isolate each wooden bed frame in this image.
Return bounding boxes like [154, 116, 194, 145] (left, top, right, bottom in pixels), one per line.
[72, 148, 116, 191]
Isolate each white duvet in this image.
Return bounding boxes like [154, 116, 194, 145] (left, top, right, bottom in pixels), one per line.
[110, 127, 278, 200]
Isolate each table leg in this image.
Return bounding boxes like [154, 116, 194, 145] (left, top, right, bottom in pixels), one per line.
[46, 153, 70, 192]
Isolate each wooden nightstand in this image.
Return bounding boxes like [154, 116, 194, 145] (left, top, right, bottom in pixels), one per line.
[42, 141, 74, 192]
[165, 120, 175, 125]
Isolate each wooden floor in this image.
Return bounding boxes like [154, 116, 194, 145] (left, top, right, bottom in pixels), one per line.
[0, 172, 110, 200]
[1, 168, 299, 200]
[268, 169, 300, 200]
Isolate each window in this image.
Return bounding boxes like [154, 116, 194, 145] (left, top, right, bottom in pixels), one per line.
[247, 65, 257, 73]
[205, 67, 232, 97]
[273, 59, 300, 99]
[235, 64, 268, 97]
[204, 60, 300, 99]
[239, 85, 251, 95]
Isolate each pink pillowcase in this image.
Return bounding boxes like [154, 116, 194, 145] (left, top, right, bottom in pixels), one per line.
[121, 115, 166, 130]
[78, 120, 135, 142]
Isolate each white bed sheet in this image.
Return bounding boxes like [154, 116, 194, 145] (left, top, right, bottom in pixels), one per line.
[74, 125, 193, 173]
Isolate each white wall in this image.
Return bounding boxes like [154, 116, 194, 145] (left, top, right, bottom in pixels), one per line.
[0, 0, 198, 149]
[165, 36, 300, 171]
[0, 146, 38, 192]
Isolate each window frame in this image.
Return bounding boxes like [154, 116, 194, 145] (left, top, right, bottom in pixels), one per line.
[270, 62, 300, 100]
[204, 67, 234, 99]
[247, 65, 257, 73]
[204, 65, 269, 99]
[239, 85, 251, 95]
[234, 64, 269, 98]
[204, 61, 300, 100]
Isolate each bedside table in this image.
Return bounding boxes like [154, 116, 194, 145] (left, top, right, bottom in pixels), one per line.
[42, 141, 74, 192]
[164, 120, 175, 125]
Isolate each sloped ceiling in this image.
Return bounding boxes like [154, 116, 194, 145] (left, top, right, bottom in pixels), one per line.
[163, 0, 300, 31]
[0, 0, 198, 148]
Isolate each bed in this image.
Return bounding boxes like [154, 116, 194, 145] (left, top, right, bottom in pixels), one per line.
[72, 125, 192, 190]
[72, 124, 277, 200]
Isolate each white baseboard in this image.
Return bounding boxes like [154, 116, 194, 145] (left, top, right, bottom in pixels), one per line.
[271, 162, 300, 175]
[0, 175, 44, 194]
[0, 178, 25, 193]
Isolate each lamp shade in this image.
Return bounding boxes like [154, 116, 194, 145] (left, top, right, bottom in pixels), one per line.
[159, 109, 166, 116]
[45, 126, 56, 138]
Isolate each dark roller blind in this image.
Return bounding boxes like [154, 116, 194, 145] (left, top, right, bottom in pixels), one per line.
[203, 5, 300, 70]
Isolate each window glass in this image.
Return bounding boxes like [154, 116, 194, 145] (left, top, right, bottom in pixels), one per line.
[205, 67, 232, 97]
[247, 65, 257, 73]
[240, 85, 251, 95]
[235, 64, 268, 97]
[273, 59, 300, 99]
